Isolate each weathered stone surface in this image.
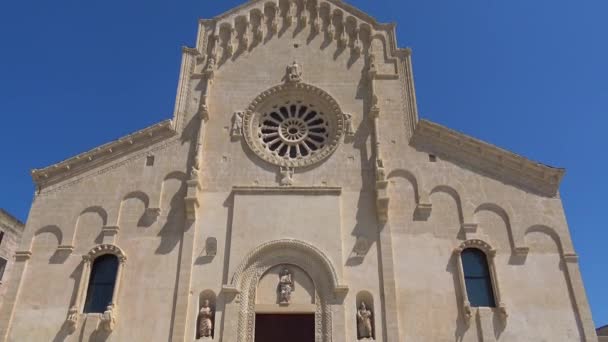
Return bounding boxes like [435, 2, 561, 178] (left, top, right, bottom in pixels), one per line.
[0, 1, 599, 341]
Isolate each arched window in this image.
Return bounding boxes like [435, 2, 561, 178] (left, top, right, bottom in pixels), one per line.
[453, 239, 507, 322]
[83, 254, 119, 313]
[461, 248, 496, 307]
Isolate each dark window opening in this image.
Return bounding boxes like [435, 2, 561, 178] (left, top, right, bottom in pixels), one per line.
[146, 155, 155, 166]
[429, 154, 437, 162]
[461, 248, 496, 307]
[0, 257, 7, 281]
[0, 231, 4, 246]
[84, 254, 119, 313]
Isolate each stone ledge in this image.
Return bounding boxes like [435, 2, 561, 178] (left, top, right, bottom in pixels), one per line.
[411, 119, 565, 197]
[232, 186, 342, 195]
[31, 120, 176, 188]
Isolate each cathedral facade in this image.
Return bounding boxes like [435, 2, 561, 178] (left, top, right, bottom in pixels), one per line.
[0, 1, 599, 341]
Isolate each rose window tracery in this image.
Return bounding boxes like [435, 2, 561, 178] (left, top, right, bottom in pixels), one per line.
[260, 102, 329, 159]
[242, 82, 345, 168]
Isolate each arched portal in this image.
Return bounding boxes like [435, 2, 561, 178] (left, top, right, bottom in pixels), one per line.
[225, 239, 348, 342]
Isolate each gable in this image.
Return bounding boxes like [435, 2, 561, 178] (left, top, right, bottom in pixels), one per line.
[410, 120, 565, 197]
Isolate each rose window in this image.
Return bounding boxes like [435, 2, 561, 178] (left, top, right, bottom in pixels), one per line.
[260, 103, 329, 159]
[242, 83, 345, 168]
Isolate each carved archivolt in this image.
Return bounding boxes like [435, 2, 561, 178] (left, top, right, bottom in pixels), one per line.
[242, 82, 345, 168]
[84, 244, 127, 262]
[229, 239, 347, 342]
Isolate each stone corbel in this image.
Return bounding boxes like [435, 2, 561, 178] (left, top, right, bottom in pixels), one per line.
[199, 95, 210, 120]
[100, 304, 117, 332]
[370, 94, 380, 118]
[286, 0, 296, 25]
[368, 53, 378, 79]
[270, 6, 279, 34]
[226, 27, 236, 56]
[375, 159, 389, 223]
[327, 21, 335, 40]
[461, 222, 478, 234]
[14, 251, 32, 262]
[144, 207, 161, 222]
[301, 6, 308, 27]
[65, 306, 79, 333]
[185, 179, 201, 221]
[222, 285, 241, 303]
[241, 18, 251, 48]
[414, 203, 432, 221]
[352, 28, 362, 55]
[252, 16, 263, 43]
[337, 25, 347, 48]
[57, 245, 75, 253]
[311, 6, 320, 34]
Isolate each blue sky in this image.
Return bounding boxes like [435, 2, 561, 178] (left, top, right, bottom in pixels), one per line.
[1, 0, 606, 328]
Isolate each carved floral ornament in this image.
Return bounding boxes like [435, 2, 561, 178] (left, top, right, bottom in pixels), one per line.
[242, 77, 347, 168]
[83, 244, 127, 263]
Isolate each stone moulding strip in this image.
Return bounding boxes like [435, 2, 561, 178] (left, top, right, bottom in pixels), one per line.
[410, 119, 565, 197]
[31, 120, 176, 188]
[232, 186, 342, 195]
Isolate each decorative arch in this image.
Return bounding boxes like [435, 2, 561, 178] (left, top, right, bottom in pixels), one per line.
[29, 225, 63, 254]
[430, 185, 465, 224]
[387, 168, 432, 219]
[70, 206, 108, 251]
[473, 202, 525, 254]
[227, 239, 348, 342]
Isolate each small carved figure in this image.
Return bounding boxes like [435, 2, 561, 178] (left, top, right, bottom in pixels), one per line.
[286, 1, 297, 25]
[344, 113, 355, 136]
[327, 23, 336, 39]
[353, 36, 362, 55]
[231, 111, 244, 137]
[278, 268, 294, 304]
[198, 299, 214, 338]
[375, 159, 386, 182]
[368, 53, 377, 77]
[280, 167, 294, 186]
[370, 94, 380, 117]
[271, 14, 279, 33]
[286, 61, 303, 83]
[101, 304, 116, 332]
[357, 302, 373, 339]
[66, 306, 79, 332]
[205, 57, 216, 78]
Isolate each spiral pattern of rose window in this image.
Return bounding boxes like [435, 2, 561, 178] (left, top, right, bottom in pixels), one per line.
[258, 103, 329, 160]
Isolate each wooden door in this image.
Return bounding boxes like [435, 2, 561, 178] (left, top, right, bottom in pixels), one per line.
[255, 314, 315, 342]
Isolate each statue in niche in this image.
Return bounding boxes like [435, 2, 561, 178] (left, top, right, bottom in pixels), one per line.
[279, 167, 294, 186]
[357, 302, 373, 339]
[231, 111, 244, 137]
[344, 113, 355, 136]
[198, 299, 214, 338]
[286, 61, 303, 83]
[278, 268, 294, 304]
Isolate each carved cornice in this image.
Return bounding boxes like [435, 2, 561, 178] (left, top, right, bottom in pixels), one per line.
[411, 120, 565, 197]
[31, 120, 176, 189]
[85, 244, 127, 263]
[198, 0, 410, 64]
[232, 186, 341, 195]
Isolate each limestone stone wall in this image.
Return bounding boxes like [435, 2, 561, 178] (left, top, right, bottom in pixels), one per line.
[0, 210, 24, 311]
[0, 0, 598, 341]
